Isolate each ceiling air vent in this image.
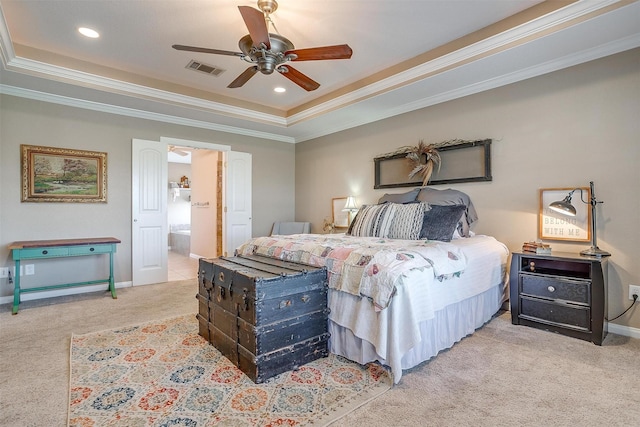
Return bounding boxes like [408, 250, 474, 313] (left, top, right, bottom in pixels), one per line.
[185, 60, 225, 76]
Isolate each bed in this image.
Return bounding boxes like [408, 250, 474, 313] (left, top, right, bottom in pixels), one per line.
[236, 187, 509, 383]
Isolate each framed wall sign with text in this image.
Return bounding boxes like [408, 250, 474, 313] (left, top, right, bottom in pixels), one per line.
[539, 187, 591, 242]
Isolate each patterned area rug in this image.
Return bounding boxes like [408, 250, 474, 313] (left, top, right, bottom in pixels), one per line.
[68, 314, 392, 426]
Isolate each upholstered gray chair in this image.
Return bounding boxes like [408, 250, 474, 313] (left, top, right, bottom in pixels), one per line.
[270, 221, 311, 236]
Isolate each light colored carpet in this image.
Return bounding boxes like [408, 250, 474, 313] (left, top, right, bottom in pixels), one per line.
[1, 279, 639, 426]
[68, 314, 391, 426]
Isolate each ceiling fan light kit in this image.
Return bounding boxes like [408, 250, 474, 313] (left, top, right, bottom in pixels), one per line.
[172, 0, 352, 91]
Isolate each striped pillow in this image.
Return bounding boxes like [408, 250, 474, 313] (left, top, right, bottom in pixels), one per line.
[347, 203, 397, 237]
[387, 202, 427, 240]
[347, 202, 426, 239]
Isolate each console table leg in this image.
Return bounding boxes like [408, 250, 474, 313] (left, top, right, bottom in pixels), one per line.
[109, 251, 117, 299]
[12, 260, 21, 315]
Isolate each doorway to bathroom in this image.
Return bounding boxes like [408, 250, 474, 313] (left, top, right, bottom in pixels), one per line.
[168, 146, 220, 281]
[132, 137, 252, 287]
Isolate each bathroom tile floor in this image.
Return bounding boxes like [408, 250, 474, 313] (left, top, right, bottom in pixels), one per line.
[168, 250, 199, 281]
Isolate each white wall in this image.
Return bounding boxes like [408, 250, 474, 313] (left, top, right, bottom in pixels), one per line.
[295, 49, 640, 329]
[168, 162, 192, 228]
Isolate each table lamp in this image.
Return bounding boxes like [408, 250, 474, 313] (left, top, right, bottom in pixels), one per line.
[342, 196, 359, 224]
[548, 181, 610, 257]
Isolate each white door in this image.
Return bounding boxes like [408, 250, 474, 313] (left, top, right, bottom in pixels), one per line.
[224, 151, 252, 256]
[132, 139, 168, 285]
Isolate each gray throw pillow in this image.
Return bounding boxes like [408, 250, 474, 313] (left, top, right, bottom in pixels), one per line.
[378, 188, 420, 204]
[420, 204, 467, 242]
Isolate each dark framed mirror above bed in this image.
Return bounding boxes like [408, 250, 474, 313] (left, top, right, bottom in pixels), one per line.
[374, 139, 492, 189]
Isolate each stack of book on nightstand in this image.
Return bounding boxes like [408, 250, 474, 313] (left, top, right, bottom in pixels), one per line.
[522, 241, 552, 254]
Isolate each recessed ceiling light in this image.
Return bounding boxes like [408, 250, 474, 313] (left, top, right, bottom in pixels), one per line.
[78, 27, 100, 38]
[274, 87, 286, 93]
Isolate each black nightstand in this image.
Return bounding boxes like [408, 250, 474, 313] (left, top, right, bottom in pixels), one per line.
[510, 252, 608, 345]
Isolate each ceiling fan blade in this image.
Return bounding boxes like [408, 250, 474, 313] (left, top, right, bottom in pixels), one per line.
[280, 66, 320, 91]
[172, 44, 243, 57]
[228, 66, 259, 88]
[287, 44, 353, 61]
[238, 6, 270, 49]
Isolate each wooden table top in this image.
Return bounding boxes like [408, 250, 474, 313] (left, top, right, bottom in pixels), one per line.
[8, 237, 121, 250]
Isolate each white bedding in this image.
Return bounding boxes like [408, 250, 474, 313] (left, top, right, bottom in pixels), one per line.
[238, 233, 509, 383]
[328, 234, 509, 382]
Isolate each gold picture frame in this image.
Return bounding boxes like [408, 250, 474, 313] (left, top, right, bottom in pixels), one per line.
[539, 187, 591, 242]
[21, 145, 107, 203]
[332, 197, 349, 229]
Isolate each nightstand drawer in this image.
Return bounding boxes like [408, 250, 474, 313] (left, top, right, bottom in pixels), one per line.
[17, 247, 70, 258]
[521, 274, 590, 305]
[520, 296, 590, 331]
[68, 245, 113, 256]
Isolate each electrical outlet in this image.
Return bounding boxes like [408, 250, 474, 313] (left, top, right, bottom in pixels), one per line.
[25, 264, 35, 275]
[630, 285, 640, 301]
[0, 267, 8, 278]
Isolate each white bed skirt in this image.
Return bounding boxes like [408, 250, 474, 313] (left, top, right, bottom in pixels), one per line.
[328, 281, 506, 383]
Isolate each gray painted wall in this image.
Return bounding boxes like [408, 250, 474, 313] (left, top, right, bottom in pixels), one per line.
[295, 48, 640, 329]
[0, 96, 296, 295]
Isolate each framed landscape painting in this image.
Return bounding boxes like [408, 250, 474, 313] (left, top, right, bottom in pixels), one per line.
[21, 145, 107, 203]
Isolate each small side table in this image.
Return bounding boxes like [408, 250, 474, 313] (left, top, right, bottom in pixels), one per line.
[8, 237, 121, 314]
[510, 251, 608, 345]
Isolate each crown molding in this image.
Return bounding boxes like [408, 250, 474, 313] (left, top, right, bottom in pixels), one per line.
[0, 0, 637, 143]
[0, 84, 296, 143]
[286, 0, 627, 126]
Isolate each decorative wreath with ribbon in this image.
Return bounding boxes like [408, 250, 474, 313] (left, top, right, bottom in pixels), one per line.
[377, 139, 473, 186]
[406, 140, 441, 186]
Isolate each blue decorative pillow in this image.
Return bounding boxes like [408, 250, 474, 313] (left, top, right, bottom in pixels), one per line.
[420, 204, 467, 242]
[416, 188, 478, 237]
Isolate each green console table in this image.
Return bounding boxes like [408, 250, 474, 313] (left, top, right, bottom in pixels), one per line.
[8, 237, 121, 314]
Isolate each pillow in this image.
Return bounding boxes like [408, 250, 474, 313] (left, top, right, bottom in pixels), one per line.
[348, 202, 426, 239]
[416, 188, 478, 237]
[420, 204, 467, 242]
[347, 203, 397, 237]
[387, 202, 426, 240]
[378, 188, 420, 204]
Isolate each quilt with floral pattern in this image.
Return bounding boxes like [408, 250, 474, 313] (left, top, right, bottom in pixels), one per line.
[236, 233, 467, 311]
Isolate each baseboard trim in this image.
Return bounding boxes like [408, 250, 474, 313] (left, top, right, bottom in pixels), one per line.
[0, 281, 132, 305]
[608, 322, 640, 340]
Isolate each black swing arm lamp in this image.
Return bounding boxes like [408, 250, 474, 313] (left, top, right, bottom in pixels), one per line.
[548, 181, 610, 258]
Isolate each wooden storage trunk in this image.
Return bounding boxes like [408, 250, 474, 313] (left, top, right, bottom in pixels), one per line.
[197, 254, 329, 383]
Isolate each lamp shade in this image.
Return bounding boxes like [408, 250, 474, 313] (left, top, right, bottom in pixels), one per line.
[549, 196, 577, 216]
[343, 196, 358, 212]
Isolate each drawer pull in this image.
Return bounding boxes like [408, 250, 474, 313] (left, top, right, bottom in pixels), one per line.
[547, 286, 556, 293]
[301, 295, 310, 303]
[90, 247, 95, 252]
[218, 272, 225, 282]
[42, 250, 48, 255]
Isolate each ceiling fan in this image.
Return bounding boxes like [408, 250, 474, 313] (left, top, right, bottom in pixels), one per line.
[172, 0, 353, 91]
